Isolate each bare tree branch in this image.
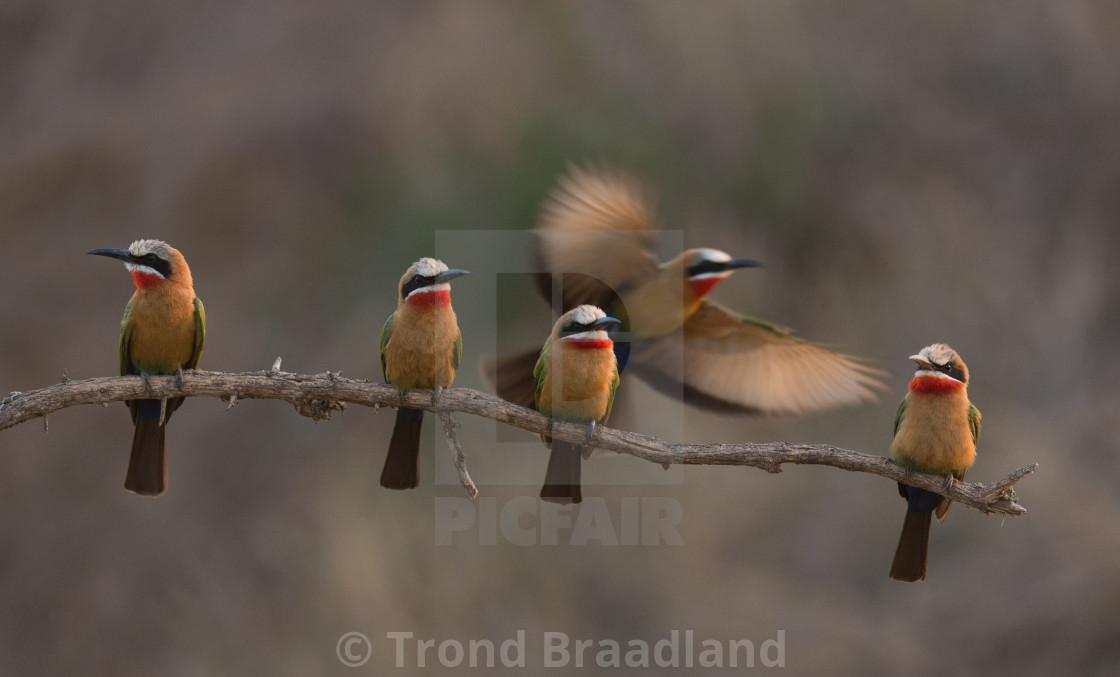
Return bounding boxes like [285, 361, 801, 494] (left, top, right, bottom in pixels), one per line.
[0, 369, 1035, 515]
[438, 410, 479, 500]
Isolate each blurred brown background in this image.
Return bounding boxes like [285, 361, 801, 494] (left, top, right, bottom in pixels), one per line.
[2, 1, 1119, 675]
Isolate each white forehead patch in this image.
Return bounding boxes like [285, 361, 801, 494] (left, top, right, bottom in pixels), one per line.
[918, 343, 957, 366]
[127, 239, 170, 259]
[568, 304, 607, 325]
[692, 248, 732, 264]
[414, 257, 449, 277]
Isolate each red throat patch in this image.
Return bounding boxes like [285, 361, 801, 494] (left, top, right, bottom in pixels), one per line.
[909, 375, 965, 394]
[564, 338, 613, 350]
[131, 271, 164, 289]
[407, 289, 451, 309]
[688, 276, 723, 300]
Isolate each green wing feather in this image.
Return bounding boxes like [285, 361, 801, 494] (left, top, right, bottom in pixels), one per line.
[453, 330, 462, 371]
[968, 403, 982, 447]
[187, 296, 206, 370]
[601, 364, 620, 425]
[118, 301, 134, 377]
[892, 397, 907, 437]
[379, 312, 395, 380]
[532, 337, 552, 411]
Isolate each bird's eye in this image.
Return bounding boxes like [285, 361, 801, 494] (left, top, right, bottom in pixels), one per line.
[145, 254, 157, 263]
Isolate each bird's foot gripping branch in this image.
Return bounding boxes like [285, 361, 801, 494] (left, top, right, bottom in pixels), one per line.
[0, 369, 1035, 515]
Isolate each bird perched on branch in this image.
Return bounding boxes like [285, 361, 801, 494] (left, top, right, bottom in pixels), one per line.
[889, 343, 981, 582]
[534, 305, 621, 504]
[490, 165, 885, 417]
[88, 240, 205, 496]
[380, 258, 469, 490]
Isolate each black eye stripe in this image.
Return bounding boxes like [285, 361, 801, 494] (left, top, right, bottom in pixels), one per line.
[400, 274, 436, 299]
[687, 260, 726, 277]
[132, 252, 172, 277]
[931, 362, 967, 383]
[559, 321, 594, 338]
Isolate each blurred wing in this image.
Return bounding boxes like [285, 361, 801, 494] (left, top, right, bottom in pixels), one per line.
[452, 330, 462, 371]
[532, 165, 661, 311]
[631, 301, 887, 415]
[482, 348, 541, 410]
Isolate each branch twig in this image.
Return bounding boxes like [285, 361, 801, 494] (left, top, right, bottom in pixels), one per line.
[438, 411, 478, 500]
[0, 370, 1035, 515]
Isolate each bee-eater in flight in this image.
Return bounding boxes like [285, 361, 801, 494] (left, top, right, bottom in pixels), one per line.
[88, 240, 205, 496]
[534, 305, 621, 504]
[380, 258, 469, 490]
[491, 165, 885, 417]
[889, 343, 981, 582]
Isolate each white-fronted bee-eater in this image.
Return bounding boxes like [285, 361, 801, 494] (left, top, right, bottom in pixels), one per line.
[492, 165, 885, 417]
[380, 258, 469, 490]
[534, 305, 621, 504]
[88, 240, 205, 496]
[889, 343, 981, 582]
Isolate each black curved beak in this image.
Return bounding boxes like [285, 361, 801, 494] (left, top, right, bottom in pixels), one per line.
[87, 248, 133, 263]
[435, 269, 470, 284]
[722, 258, 763, 270]
[592, 316, 622, 331]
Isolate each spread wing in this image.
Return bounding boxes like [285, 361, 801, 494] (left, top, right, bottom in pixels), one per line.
[532, 165, 661, 312]
[630, 301, 887, 415]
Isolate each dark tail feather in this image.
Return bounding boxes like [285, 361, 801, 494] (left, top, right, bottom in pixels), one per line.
[125, 416, 167, 496]
[889, 510, 932, 582]
[381, 408, 423, 490]
[540, 441, 582, 504]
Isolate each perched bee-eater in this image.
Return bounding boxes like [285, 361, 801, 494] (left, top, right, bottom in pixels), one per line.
[492, 166, 884, 417]
[889, 343, 981, 582]
[88, 240, 205, 496]
[380, 258, 469, 490]
[534, 305, 621, 504]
